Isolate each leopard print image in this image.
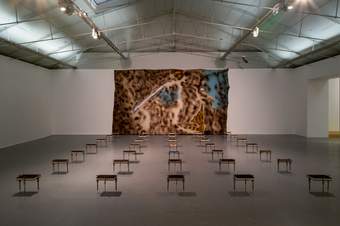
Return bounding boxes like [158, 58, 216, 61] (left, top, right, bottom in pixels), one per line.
[112, 69, 229, 135]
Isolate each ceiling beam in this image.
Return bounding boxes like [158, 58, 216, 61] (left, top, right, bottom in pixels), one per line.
[212, 0, 340, 19]
[0, 37, 76, 69]
[221, 1, 280, 59]
[274, 37, 340, 68]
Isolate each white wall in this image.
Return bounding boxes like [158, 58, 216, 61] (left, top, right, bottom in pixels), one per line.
[329, 78, 340, 132]
[5, 51, 332, 145]
[296, 54, 340, 137]
[307, 79, 329, 138]
[229, 69, 307, 136]
[50, 70, 114, 135]
[0, 55, 51, 148]
[50, 66, 307, 136]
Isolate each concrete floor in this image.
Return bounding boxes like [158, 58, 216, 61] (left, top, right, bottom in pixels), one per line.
[0, 135, 339, 226]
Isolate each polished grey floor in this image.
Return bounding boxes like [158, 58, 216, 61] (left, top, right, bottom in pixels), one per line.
[0, 135, 340, 226]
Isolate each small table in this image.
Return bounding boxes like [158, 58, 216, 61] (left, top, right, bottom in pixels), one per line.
[169, 143, 178, 151]
[70, 150, 85, 162]
[96, 138, 107, 147]
[200, 138, 210, 146]
[123, 150, 137, 161]
[129, 143, 142, 153]
[106, 135, 113, 143]
[233, 174, 255, 192]
[246, 143, 258, 153]
[237, 138, 247, 146]
[168, 159, 183, 171]
[113, 159, 130, 172]
[307, 174, 332, 193]
[167, 174, 185, 191]
[219, 159, 235, 172]
[139, 134, 148, 139]
[224, 131, 231, 136]
[230, 134, 238, 143]
[211, 149, 224, 160]
[168, 138, 177, 143]
[135, 138, 145, 143]
[277, 159, 292, 172]
[168, 133, 176, 138]
[52, 159, 69, 173]
[169, 150, 180, 159]
[205, 142, 215, 153]
[96, 175, 117, 192]
[86, 143, 98, 154]
[16, 174, 41, 192]
[259, 150, 272, 161]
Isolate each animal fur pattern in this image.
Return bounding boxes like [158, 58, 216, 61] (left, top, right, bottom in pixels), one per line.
[112, 69, 229, 134]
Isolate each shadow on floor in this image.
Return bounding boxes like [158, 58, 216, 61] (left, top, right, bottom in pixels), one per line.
[13, 192, 38, 197]
[71, 160, 85, 164]
[178, 192, 197, 197]
[214, 171, 231, 175]
[229, 191, 252, 197]
[52, 172, 68, 175]
[309, 192, 335, 197]
[99, 191, 122, 197]
[129, 160, 140, 164]
[157, 191, 177, 197]
[167, 170, 191, 175]
[277, 171, 293, 175]
[118, 171, 133, 175]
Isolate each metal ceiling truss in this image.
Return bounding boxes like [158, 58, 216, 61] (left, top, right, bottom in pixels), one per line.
[275, 35, 340, 68]
[220, 1, 282, 59]
[212, 0, 340, 19]
[69, 0, 127, 59]
[0, 37, 76, 69]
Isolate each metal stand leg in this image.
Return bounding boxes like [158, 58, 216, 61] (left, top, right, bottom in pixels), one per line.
[233, 178, 236, 191]
[167, 180, 169, 192]
[252, 180, 254, 192]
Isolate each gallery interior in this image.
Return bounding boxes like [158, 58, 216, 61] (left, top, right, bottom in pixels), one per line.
[1, 0, 340, 225]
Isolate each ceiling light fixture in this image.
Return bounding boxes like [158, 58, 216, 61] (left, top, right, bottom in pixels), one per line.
[241, 56, 249, 64]
[287, 5, 294, 10]
[272, 3, 281, 15]
[58, 0, 75, 15]
[252, 27, 260, 38]
[92, 28, 100, 40]
[60, 6, 66, 12]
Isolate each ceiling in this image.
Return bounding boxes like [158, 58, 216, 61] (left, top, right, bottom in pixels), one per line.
[1, 0, 340, 69]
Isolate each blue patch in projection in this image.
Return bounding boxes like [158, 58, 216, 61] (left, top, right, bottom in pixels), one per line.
[158, 88, 178, 105]
[202, 70, 229, 109]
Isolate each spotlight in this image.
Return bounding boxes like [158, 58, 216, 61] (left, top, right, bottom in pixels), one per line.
[78, 11, 87, 17]
[241, 56, 249, 64]
[58, 0, 75, 15]
[92, 28, 100, 40]
[252, 26, 260, 38]
[287, 5, 294, 10]
[272, 3, 281, 15]
[60, 6, 66, 12]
